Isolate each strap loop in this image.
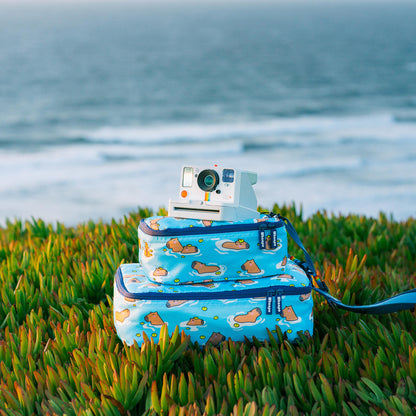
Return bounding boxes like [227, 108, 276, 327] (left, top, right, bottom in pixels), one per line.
[270, 213, 329, 293]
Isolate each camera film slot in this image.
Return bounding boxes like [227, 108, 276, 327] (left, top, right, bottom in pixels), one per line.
[172, 206, 221, 214]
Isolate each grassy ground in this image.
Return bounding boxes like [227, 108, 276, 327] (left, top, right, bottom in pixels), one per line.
[0, 205, 415, 415]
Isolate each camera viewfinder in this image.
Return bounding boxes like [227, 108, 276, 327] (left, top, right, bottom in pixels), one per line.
[222, 169, 235, 183]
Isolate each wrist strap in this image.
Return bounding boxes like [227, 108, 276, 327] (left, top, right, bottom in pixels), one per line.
[313, 286, 416, 314]
[277, 214, 316, 275]
[271, 213, 416, 315]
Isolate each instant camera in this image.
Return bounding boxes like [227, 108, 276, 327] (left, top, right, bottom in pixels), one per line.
[168, 166, 260, 221]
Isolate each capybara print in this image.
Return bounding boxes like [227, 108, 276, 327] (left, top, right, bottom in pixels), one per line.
[153, 267, 168, 276]
[202, 220, 213, 227]
[145, 283, 160, 288]
[282, 306, 298, 321]
[192, 261, 220, 274]
[241, 259, 261, 274]
[272, 274, 294, 280]
[234, 307, 262, 323]
[166, 238, 198, 254]
[166, 238, 184, 253]
[190, 282, 216, 288]
[256, 217, 268, 222]
[166, 299, 188, 308]
[187, 317, 205, 326]
[144, 312, 164, 326]
[207, 332, 226, 346]
[115, 309, 130, 323]
[236, 279, 255, 285]
[222, 239, 250, 250]
[181, 244, 198, 254]
[149, 218, 161, 230]
[300, 293, 311, 301]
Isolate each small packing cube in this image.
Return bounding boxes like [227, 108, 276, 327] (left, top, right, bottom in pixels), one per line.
[138, 214, 288, 285]
[113, 258, 313, 346]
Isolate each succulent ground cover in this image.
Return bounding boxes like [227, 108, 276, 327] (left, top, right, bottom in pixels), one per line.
[0, 205, 415, 415]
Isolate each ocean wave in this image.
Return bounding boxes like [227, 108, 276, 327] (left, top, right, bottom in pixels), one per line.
[67, 112, 416, 148]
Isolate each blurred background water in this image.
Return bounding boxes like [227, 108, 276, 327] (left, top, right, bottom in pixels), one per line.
[0, 0, 415, 225]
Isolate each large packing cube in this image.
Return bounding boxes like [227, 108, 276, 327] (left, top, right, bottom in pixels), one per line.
[138, 214, 288, 285]
[113, 258, 313, 346]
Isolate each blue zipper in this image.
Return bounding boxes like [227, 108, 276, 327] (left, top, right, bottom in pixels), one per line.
[139, 218, 284, 237]
[116, 268, 311, 315]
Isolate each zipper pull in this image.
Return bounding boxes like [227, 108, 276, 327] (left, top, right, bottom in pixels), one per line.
[266, 290, 274, 315]
[275, 291, 283, 315]
[259, 227, 266, 250]
[271, 228, 278, 249]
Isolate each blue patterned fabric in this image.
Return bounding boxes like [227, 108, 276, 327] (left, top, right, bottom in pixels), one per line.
[113, 259, 313, 346]
[138, 215, 288, 285]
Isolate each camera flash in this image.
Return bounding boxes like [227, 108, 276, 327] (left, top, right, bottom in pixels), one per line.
[182, 167, 193, 187]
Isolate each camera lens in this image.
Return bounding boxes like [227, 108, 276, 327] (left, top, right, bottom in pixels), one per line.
[197, 169, 220, 192]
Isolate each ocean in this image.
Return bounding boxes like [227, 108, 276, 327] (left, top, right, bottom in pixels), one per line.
[1, 1, 415, 225]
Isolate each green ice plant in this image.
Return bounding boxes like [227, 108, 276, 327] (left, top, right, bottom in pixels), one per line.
[0, 205, 415, 415]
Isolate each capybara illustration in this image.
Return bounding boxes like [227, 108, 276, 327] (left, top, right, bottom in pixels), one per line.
[222, 239, 250, 250]
[149, 218, 161, 230]
[181, 244, 198, 254]
[281, 256, 287, 266]
[282, 306, 298, 321]
[234, 307, 262, 323]
[166, 299, 188, 308]
[265, 235, 273, 250]
[115, 309, 130, 323]
[190, 282, 216, 288]
[207, 332, 226, 346]
[187, 317, 205, 326]
[153, 267, 168, 276]
[265, 235, 281, 250]
[236, 279, 255, 285]
[256, 217, 268, 223]
[146, 283, 160, 288]
[202, 220, 213, 227]
[300, 293, 311, 301]
[276, 274, 294, 280]
[192, 261, 220, 274]
[166, 238, 198, 254]
[166, 238, 184, 252]
[241, 259, 261, 274]
[144, 311, 164, 326]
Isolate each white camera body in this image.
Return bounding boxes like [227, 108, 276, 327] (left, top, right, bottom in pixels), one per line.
[168, 166, 260, 221]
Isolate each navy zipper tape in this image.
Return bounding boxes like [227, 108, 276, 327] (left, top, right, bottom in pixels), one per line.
[139, 219, 284, 237]
[116, 267, 311, 301]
